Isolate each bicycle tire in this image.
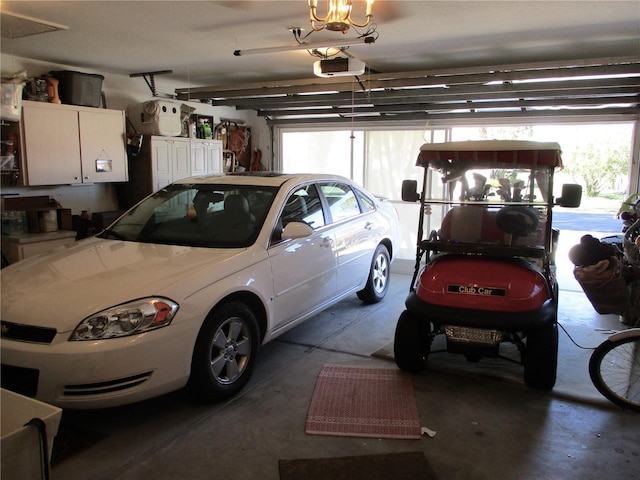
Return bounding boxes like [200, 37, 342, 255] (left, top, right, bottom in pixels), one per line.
[588, 334, 640, 412]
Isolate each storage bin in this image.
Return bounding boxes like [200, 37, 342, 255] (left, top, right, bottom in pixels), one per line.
[1, 82, 24, 121]
[1, 388, 62, 480]
[50, 70, 104, 107]
[126, 100, 182, 136]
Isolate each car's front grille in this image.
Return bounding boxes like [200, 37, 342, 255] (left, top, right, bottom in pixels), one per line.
[1, 321, 57, 344]
[63, 372, 153, 397]
[1, 363, 39, 397]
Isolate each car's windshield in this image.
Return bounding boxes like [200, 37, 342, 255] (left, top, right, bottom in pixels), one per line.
[426, 165, 554, 250]
[431, 166, 551, 205]
[99, 183, 278, 247]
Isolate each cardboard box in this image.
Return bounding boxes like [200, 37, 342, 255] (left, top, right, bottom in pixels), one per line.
[1, 388, 62, 480]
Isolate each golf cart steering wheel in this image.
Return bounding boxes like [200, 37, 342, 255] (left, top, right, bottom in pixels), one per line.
[496, 206, 539, 237]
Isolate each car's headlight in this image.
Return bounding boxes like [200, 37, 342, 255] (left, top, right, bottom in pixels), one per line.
[70, 297, 179, 341]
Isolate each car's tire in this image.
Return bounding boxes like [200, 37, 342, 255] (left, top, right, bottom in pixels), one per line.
[357, 244, 391, 304]
[189, 301, 259, 401]
[523, 322, 558, 390]
[394, 310, 430, 373]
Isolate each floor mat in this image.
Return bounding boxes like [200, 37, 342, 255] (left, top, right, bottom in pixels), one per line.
[305, 364, 422, 439]
[279, 451, 438, 480]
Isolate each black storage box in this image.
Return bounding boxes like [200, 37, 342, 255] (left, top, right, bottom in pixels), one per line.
[50, 70, 104, 107]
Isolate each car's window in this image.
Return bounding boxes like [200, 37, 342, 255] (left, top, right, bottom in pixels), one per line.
[355, 188, 376, 212]
[320, 183, 361, 223]
[271, 184, 325, 244]
[100, 183, 278, 248]
[280, 184, 325, 230]
[427, 166, 553, 249]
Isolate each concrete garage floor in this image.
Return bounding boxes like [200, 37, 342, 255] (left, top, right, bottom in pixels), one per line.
[51, 238, 639, 479]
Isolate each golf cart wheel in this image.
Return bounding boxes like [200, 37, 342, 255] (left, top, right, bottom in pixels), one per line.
[394, 310, 431, 373]
[523, 322, 558, 390]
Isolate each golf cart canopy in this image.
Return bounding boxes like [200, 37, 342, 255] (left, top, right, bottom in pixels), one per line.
[416, 140, 563, 170]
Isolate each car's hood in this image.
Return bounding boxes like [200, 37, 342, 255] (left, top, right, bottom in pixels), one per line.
[1, 237, 255, 332]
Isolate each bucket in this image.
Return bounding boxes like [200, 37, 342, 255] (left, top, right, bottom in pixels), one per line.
[38, 210, 58, 233]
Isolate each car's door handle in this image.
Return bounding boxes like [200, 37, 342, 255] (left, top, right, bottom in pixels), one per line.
[321, 237, 334, 248]
[364, 222, 373, 230]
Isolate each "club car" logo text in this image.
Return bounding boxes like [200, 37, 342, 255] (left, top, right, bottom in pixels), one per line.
[447, 285, 506, 296]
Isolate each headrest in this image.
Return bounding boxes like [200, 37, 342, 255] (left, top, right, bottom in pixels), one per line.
[225, 194, 249, 214]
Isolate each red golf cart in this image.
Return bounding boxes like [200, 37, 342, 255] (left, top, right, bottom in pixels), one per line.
[395, 140, 582, 389]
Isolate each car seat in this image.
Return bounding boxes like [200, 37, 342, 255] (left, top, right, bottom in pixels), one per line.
[216, 194, 256, 242]
[440, 206, 505, 244]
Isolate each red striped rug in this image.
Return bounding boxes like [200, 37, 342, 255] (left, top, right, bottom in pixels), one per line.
[305, 364, 422, 439]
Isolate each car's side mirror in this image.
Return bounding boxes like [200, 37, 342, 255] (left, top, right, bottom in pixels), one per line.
[281, 221, 313, 240]
[556, 184, 582, 208]
[402, 180, 420, 202]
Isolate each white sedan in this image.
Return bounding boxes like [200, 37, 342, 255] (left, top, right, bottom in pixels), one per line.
[1, 173, 399, 408]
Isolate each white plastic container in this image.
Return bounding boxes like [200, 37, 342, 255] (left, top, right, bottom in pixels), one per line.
[126, 100, 182, 136]
[1, 82, 24, 122]
[1, 388, 62, 480]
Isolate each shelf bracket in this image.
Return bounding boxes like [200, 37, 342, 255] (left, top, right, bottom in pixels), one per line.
[129, 70, 174, 98]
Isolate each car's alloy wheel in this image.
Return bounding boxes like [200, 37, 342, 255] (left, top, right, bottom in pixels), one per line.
[357, 244, 391, 304]
[190, 302, 259, 401]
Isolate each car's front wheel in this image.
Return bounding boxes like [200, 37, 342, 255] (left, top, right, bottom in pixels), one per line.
[189, 302, 259, 401]
[357, 244, 390, 304]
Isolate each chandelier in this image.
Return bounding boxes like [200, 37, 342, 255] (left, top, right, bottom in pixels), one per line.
[308, 0, 374, 33]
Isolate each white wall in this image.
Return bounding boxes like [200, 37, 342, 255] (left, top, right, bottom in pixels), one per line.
[1, 53, 271, 215]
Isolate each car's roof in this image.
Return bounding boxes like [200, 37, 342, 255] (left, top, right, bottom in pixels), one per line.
[174, 172, 353, 188]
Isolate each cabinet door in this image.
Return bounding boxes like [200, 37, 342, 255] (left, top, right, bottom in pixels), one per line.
[78, 110, 128, 183]
[172, 139, 191, 181]
[205, 140, 223, 174]
[150, 138, 173, 191]
[190, 141, 207, 176]
[21, 103, 82, 185]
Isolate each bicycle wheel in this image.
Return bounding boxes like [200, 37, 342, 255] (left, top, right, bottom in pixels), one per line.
[588, 334, 640, 412]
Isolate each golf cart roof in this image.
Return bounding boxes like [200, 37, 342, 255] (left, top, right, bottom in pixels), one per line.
[417, 140, 563, 169]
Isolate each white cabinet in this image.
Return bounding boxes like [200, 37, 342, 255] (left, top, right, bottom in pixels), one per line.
[20, 101, 128, 186]
[123, 136, 222, 208]
[149, 137, 191, 191]
[190, 140, 223, 175]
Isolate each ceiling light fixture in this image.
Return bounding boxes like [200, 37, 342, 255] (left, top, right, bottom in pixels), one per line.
[233, 35, 374, 57]
[308, 0, 374, 34]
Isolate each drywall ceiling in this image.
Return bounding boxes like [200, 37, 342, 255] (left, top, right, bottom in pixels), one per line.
[1, 1, 638, 85]
[1, 1, 639, 124]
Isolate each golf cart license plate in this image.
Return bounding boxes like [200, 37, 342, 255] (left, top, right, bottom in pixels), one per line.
[447, 284, 506, 296]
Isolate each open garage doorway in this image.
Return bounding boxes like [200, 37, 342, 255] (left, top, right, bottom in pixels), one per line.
[280, 122, 636, 264]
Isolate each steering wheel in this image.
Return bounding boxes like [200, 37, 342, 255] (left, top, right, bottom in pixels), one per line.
[496, 206, 539, 237]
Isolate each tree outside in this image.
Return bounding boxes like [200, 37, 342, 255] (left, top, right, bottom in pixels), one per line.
[563, 137, 630, 197]
[454, 123, 635, 204]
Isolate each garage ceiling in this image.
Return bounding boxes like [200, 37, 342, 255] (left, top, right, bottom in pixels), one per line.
[1, 1, 639, 124]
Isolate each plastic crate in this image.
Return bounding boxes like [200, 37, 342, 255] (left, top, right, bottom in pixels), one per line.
[50, 70, 104, 107]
